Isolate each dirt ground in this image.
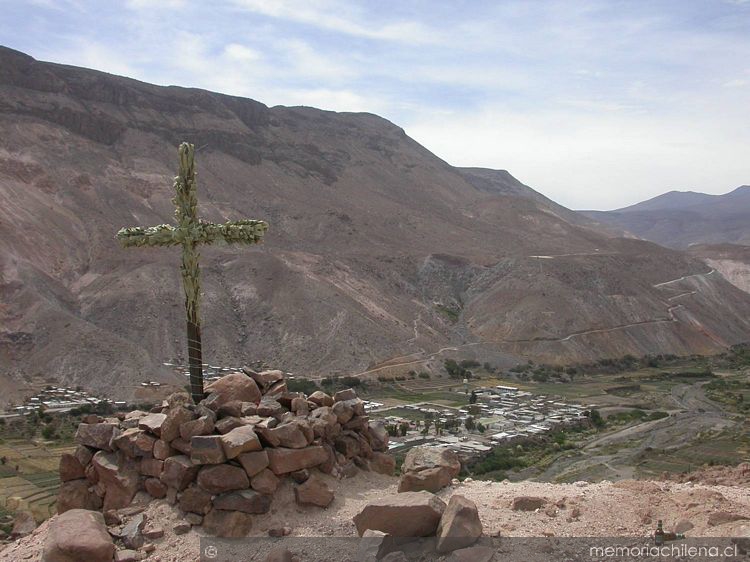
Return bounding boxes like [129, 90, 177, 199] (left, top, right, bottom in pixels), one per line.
[2, 468, 749, 562]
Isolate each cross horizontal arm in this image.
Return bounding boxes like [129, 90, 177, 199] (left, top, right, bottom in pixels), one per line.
[116, 219, 268, 248]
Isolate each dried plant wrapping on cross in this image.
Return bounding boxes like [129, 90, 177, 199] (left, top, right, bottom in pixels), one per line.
[116, 142, 268, 402]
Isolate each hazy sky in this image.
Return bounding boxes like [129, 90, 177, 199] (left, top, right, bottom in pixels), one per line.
[1, 0, 749, 209]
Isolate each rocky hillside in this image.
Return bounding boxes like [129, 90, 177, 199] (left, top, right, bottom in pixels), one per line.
[583, 187, 750, 249]
[2, 46, 750, 401]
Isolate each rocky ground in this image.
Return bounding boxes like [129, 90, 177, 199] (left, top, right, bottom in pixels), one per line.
[3, 468, 749, 561]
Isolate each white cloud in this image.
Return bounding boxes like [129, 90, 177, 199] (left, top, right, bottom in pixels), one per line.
[231, 0, 441, 44]
[223, 43, 262, 62]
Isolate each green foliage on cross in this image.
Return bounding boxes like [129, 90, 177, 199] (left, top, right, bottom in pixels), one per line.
[116, 142, 268, 403]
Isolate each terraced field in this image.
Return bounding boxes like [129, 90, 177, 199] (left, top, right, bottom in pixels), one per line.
[0, 440, 72, 521]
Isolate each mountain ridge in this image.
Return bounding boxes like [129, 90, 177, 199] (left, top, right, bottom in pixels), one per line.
[1, 46, 749, 402]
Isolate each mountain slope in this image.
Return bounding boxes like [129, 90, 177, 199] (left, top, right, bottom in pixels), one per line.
[1, 46, 749, 401]
[582, 187, 750, 249]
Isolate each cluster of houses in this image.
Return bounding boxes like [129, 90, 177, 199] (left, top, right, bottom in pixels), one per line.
[166, 362, 240, 384]
[471, 385, 591, 443]
[373, 384, 593, 462]
[4, 387, 117, 416]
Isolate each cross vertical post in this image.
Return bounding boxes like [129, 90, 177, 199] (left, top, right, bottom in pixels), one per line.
[116, 142, 268, 404]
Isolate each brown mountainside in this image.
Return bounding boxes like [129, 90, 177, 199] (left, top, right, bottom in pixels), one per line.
[1, 47, 749, 401]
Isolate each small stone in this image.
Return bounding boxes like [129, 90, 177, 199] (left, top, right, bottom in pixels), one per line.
[215, 416, 246, 434]
[308, 391, 333, 407]
[179, 415, 215, 440]
[185, 512, 203, 526]
[511, 496, 547, 511]
[173, 522, 191, 535]
[143, 526, 164, 540]
[264, 547, 294, 562]
[153, 440, 174, 460]
[294, 475, 334, 508]
[160, 406, 195, 443]
[213, 489, 272, 514]
[436, 495, 483, 553]
[290, 469, 310, 483]
[144, 478, 167, 499]
[114, 549, 139, 562]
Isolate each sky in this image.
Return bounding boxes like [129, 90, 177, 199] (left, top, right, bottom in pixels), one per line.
[1, 0, 749, 210]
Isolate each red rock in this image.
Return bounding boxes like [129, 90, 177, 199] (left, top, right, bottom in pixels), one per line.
[308, 391, 333, 407]
[73, 445, 95, 467]
[436, 495, 483, 553]
[114, 549, 139, 562]
[197, 464, 250, 494]
[144, 478, 167, 499]
[160, 455, 199, 491]
[215, 416, 246, 434]
[511, 496, 546, 511]
[59, 453, 86, 482]
[140, 458, 164, 478]
[332, 401, 354, 424]
[217, 400, 244, 418]
[179, 485, 212, 515]
[91, 451, 140, 511]
[179, 415, 215, 440]
[112, 428, 156, 458]
[152, 439, 174, 460]
[370, 452, 396, 476]
[160, 406, 195, 443]
[353, 491, 446, 537]
[202, 509, 253, 538]
[57, 479, 102, 514]
[266, 446, 328, 475]
[257, 399, 284, 418]
[170, 437, 192, 455]
[75, 422, 120, 451]
[238, 450, 269, 477]
[205, 373, 262, 407]
[138, 413, 167, 436]
[334, 388, 357, 402]
[335, 435, 361, 458]
[398, 447, 461, 493]
[367, 421, 389, 452]
[251, 468, 280, 494]
[42, 509, 115, 562]
[245, 369, 285, 392]
[294, 475, 334, 508]
[190, 435, 227, 464]
[213, 489, 272, 514]
[269, 421, 310, 449]
[220, 425, 262, 459]
[11, 511, 37, 538]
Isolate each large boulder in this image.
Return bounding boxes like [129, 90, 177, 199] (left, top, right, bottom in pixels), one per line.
[245, 369, 285, 392]
[42, 509, 115, 562]
[179, 485, 213, 515]
[91, 451, 140, 511]
[197, 464, 250, 494]
[74, 422, 120, 451]
[266, 446, 328, 475]
[370, 452, 396, 476]
[112, 428, 156, 458]
[398, 447, 461, 493]
[205, 373, 262, 407]
[308, 391, 334, 407]
[269, 421, 312, 449]
[436, 495, 483, 553]
[251, 468, 280, 494]
[353, 491, 447, 537]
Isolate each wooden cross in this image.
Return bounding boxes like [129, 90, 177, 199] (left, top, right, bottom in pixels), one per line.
[117, 142, 268, 403]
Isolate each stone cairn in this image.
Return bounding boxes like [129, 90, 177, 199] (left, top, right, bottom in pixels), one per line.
[56, 369, 394, 538]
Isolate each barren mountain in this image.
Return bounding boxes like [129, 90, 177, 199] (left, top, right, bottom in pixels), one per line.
[583, 187, 750, 249]
[687, 244, 750, 294]
[1, 46, 750, 402]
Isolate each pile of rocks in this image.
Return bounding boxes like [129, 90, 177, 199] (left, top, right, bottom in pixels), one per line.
[353, 491, 490, 561]
[56, 369, 394, 539]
